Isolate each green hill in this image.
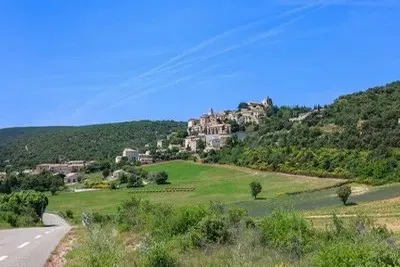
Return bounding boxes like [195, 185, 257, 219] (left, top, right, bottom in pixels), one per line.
[0, 120, 186, 170]
[209, 81, 400, 184]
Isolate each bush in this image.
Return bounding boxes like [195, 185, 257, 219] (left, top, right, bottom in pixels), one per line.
[126, 173, 142, 188]
[312, 240, 400, 267]
[102, 168, 110, 179]
[154, 171, 169, 185]
[249, 181, 262, 199]
[337, 185, 352, 205]
[199, 216, 230, 244]
[142, 243, 178, 267]
[259, 211, 314, 257]
[109, 182, 117, 190]
[66, 209, 74, 219]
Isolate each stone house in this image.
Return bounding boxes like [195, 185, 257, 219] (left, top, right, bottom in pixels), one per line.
[64, 173, 78, 183]
[122, 148, 139, 161]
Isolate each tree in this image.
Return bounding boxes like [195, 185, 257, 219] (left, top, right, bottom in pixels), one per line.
[50, 185, 58, 195]
[102, 168, 110, 179]
[127, 173, 142, 188]
[337, 185, 352, 205]
[249, 181, 262, 199]
[238, 102, 249, 110]
[154, 171, 169, 184]
[197, 140, 206, 151]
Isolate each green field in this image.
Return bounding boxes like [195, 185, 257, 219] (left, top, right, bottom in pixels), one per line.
[47, 161, 343, 219]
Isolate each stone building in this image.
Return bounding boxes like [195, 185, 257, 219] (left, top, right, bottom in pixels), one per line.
[184, 97, 271, 152]
[64, 172, 78, 183]
[122, 148, 139, 161]
[35, 162, 85, 175]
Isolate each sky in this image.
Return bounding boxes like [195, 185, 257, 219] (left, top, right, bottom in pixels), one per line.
[0, 0, 399, 128]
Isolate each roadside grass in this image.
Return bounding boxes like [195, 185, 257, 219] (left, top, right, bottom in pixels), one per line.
[47, 161, 342, 222]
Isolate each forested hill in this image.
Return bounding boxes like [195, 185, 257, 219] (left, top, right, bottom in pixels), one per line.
[0, 121, 186, 170]
[210, 81, 400, 184]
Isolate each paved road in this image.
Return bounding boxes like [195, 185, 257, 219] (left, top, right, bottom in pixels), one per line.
[0, 213, 70, 267]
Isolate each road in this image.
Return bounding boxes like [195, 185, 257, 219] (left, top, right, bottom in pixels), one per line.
[0, 213, 70, 267]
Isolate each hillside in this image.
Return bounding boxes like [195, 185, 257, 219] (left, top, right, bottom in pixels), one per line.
[208, 81, 400, 184]
[0, 120, 186, 170]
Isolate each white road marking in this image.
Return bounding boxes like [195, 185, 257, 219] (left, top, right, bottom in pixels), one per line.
[45, 231, 51, 234]
[0, 255, 8, 262]
[35, 235, 42, 239]
[17, 242, 30, 249]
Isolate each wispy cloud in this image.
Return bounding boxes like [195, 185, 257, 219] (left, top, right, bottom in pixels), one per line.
[70, 3, 323, 120]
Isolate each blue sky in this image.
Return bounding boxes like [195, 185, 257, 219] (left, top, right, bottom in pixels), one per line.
[0, 0, 399, 128]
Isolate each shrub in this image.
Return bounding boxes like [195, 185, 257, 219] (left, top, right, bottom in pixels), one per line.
[154, 171, 169, 185]
[126, 173, 142, 188]
[259, 211, 314, 256]
[312, 240, 400, 267]
[142, 243, 178, 267]
[337, 185, 352, 205]
[228, 206, 248, 225]
[66, 209, 74, 219]
[249, 181, 262, 199]
[199, 216, 230, 244]
[109, 182, 117, 190]
[102, 168, 110, 179]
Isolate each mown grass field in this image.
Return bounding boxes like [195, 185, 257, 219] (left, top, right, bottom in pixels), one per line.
[47, 161, 343, 219]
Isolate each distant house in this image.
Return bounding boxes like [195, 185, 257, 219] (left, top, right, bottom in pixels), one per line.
[64, 173, 78, 183]
[122, 148, 139, 161]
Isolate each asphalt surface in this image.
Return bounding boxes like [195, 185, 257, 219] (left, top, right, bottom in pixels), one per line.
[0, 213, 71, 267]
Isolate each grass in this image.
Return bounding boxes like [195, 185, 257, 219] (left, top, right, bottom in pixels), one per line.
[47, 161, 343, 221]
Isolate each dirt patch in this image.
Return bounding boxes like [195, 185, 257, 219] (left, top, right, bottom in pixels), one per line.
[45, 227, 78, 267]
[350, 185, 371, 196]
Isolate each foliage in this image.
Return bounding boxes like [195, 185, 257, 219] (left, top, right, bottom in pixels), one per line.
[0, 120, 186, 170]
[337, 185, 352, 205]
[0, 171, 64, 193]
[141, 243, 178, 267]
[70, 198, 400, 266]
[249, 181, 262, 199]
[102, 168, 110, 179]
[0, 191, 48, 227]
[154, 171, 169, 185]
[66, 209, 74, 219]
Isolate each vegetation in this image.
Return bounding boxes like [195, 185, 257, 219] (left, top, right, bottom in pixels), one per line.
[66, 198, 400, 266]
[337, 185, 352, 205]
[0, 120, 186, 170]
[208, 81, 400, 184]
[0, 171, 64, 194]
[249, 181, 262, 199]
[46, 162, 343, 221]
[0, 191, 48, 227]
[153, 171, 169, 184]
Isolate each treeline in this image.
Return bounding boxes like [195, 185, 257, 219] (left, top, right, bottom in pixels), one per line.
[0, 172, 64, 194]
[205, 81, 400, 184]
[70, 198, 400, 266]
[0, 120, 186, 170]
